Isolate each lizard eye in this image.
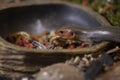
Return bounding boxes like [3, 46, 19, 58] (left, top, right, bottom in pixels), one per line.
[59, 31, 64, 34]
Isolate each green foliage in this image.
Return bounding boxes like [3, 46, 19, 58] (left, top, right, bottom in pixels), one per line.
[64, 0, 82, 4]
[106, 12, 120, 26]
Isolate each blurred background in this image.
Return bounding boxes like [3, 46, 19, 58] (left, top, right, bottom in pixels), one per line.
[64, 0, 120, 26]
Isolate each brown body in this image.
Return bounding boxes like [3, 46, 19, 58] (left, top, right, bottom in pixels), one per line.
[55, 25, 120, 43]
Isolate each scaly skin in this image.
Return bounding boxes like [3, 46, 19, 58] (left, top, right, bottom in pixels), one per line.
[55, 25, 120, 43]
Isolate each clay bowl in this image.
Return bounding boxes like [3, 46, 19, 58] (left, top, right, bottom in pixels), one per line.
[0, 1, 110, 77]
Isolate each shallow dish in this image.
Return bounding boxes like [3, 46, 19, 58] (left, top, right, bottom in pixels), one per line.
[0, 1, 110, 78]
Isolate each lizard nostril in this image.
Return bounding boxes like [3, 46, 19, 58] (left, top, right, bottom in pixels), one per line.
[70, 32, 74, 36]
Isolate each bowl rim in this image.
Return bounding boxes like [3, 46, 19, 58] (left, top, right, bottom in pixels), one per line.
[0, 36, 109, 55]
[0, 1, 111, 54]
